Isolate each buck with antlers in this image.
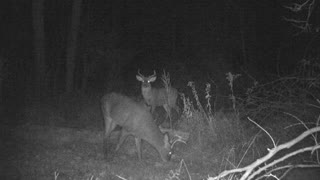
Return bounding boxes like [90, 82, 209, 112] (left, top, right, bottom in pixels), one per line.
[136, 70, 179, 120]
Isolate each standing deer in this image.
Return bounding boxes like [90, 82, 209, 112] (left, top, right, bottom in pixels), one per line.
[136, 70, 179, 119]
[101, 92, 172, 162]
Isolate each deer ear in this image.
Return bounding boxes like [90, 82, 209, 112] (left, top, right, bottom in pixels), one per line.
[136, 75, 143, 82]
[148, 76, 157, 82]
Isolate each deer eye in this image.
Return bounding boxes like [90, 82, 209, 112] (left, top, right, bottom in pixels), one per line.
[168, 151, 173, 160]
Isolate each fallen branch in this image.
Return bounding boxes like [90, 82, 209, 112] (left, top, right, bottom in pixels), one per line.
[209, 126, 320, 180]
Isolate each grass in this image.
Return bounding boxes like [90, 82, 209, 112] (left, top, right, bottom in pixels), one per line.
[5, 61, 320, 179]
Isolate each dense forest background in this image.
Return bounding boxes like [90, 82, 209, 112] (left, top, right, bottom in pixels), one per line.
[0, 0, 319, 123]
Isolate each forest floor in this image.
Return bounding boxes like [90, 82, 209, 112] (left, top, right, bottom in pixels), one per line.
[2, 124, 216, 180]
[1, 94, 319, 180]
[3, 124, 320, 180]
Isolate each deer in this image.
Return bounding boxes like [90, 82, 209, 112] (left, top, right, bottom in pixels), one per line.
[136, 70, 179, 122]
[101, 92, 172, 162]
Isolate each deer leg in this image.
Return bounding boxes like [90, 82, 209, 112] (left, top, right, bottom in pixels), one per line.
[103, 120, 117, 159]
[116, 129, 130, 151]
[163, 104, 173, 128]
[135, 138, 142, 161]
[104, 119, 117, 143]
[173, 104, 180, 115]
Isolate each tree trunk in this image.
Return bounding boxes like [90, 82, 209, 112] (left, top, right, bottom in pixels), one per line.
[80, 53, 90, 92]
[239, 2, 257, 72]
[0, 57, 4, 113]
[32, 0, 46, 97]
[65, 0, 82, 93]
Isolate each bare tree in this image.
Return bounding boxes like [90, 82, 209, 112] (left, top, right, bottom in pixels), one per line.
[0, 57, 7, 113]
[283, 0, 318, 34]
[32, 0, 46, 97]
[65, 0, 82, 92]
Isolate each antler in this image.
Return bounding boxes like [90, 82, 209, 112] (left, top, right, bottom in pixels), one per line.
[151, 70, 156, 77]
[137, 69, 143, 77]
[138, 69, 156, 77]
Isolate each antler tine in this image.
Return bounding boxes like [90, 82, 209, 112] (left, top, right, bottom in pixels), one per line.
[137, 69, 143, 76]
[152, 70, 156, 77]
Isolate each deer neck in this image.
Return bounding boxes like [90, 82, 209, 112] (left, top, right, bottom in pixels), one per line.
[141, 85, 153, 104]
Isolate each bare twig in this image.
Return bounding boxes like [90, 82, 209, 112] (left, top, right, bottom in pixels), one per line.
[166, 159, 192, 180]
[284, 112, 319, 162]
[248, 145, 320, 180]
[209, 126, 320, 180]
[283, 0, 316, 34]
[248, 117, 276, 148]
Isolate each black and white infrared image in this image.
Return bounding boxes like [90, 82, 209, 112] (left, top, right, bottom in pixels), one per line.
[1, 0, 320, 180]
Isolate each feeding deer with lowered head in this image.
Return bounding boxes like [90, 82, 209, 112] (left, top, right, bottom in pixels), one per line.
[101, 92, 172, 162]
[136, 70, 179, 121]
